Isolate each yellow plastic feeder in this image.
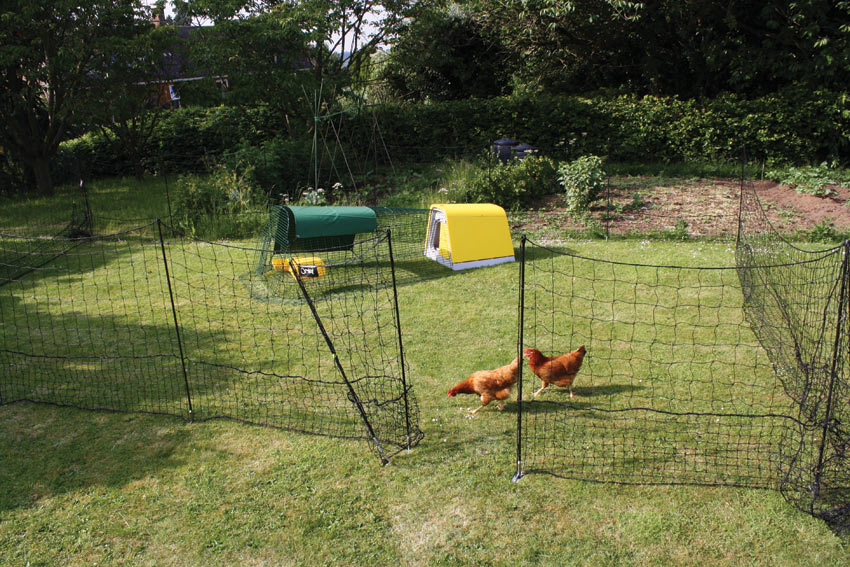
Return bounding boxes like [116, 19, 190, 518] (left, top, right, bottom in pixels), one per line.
[272, 256, 326, 280]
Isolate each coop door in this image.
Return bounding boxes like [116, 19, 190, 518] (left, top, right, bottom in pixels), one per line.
[425, 209, 452, 268]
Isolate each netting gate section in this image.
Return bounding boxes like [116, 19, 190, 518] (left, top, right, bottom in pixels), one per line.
[167, 228, 423, 462]
[0, 220, 422, 464]
[0, 223, 188, 417]
[514, 236, 801, 489]
[737, 180, 850, 529]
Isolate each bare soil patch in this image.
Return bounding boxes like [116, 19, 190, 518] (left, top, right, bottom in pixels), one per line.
[514, 178, 850, 238]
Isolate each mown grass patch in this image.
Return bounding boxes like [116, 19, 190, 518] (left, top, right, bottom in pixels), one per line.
[2, 177, 849, 565]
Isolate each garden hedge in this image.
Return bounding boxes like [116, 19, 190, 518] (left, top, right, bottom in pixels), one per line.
[367, 89, 850, 165]
[55, 89, 850, 185]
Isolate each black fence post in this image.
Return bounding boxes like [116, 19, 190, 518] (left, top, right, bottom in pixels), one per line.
[813, 239, 850, 503]
[386, 229, 413, 448]
[605, 137, 611, 241]
[290, 257, 389, 464]
[157, 219, 194, 422]
[164, 169, 174, 237]
[79, 179, 94, 236]
[513, 235, 527, 483]
[737, 144, 747, 247]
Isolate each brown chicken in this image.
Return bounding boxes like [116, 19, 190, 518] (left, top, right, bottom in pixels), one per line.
[524, 346, 587, 398]
[448, 356, 521, 414]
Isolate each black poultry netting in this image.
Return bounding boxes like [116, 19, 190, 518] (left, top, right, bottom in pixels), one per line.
[0, 221, 422, 463]
[0, 184, 92, 286]
[515, 180, 850, 533]
[736, 179, 850, 531]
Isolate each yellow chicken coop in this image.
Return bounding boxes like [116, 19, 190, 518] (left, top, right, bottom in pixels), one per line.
[424, 204, 515, 270]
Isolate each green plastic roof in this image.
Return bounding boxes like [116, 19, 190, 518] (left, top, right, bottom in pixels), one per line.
[285, 206, 377, 239]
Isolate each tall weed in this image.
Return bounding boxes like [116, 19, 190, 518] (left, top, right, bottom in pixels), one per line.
[559, 155, 607, 217]
[173, 164, 266, 239]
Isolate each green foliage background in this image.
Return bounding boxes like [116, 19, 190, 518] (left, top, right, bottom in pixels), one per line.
[52, 89, 850, 190]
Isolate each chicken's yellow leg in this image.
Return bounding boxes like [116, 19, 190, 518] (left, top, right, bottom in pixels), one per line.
[532, 382, 548, 397]
[470, 394, 494, 414]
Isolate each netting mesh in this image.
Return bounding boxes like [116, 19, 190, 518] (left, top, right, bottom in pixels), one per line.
[737, 180, 850, 529]
[0, 191, 92, 286]
[0, 225, 184, 415]
[516, 179, 850, 533]
[517, 238, 794, 487]
[0, 221, 422, 463]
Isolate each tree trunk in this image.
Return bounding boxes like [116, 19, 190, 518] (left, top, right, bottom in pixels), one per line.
[132, 156, 145, 181]
[30, 157, 54, 196]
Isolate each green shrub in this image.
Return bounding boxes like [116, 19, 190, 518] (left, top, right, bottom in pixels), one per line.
[366, 90, 850, 165]
[558, 155, 606, 218]
[464, 154, 559, 210]
[764, 162, 848, 197]
[805, 218, 844, 242]
[662, 218, 691, 241]
[54, 90, 850, 188]
[55, 105, 287, 185]
[219, 138, 313, 202]
[172, 164, 266, 239]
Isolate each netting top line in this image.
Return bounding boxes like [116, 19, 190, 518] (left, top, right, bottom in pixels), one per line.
[192, 360, 372, 387]
[524, 237, 843, 271]
[199, 228, 393, 265]
[93, 210, 267, 223]
[1, 221, 393, 264]
[0, 221, 160, 242]
[528, 398, 808, 426]
[742, 181, 846, 256]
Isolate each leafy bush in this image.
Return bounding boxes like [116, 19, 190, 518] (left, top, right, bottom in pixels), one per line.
[805, 218, 843, 242]
[219, 138, 313, 202]
[366, 90, 850, 166]
[54, 90, 850, 190]
[558, 155, 606, 217]
[662, 218, 691, 241]
[55, 105, 288, 185]
[764, 162, 847, 197]
[464, 154, 559, 210]
[172, 165, 266, 239]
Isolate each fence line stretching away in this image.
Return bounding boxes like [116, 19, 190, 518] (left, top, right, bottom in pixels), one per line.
[514, 179, 850, 533]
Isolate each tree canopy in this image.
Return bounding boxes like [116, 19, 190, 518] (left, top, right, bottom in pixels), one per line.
[379, 0, 850, 99]
[378, 3, 513, 101]
[182, 6, 313, 134]
[175, 0, 419, 84]
[0, 0, 146, 195]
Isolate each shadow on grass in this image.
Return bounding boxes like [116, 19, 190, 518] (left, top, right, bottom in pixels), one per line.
[1, 249, 422, 464]
[508, 383, 646, 414]
[0, 228, 158, 291]
[0, 403, 191, 513]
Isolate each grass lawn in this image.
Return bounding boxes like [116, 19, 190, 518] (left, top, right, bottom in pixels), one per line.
[1, 177, 849, 566]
